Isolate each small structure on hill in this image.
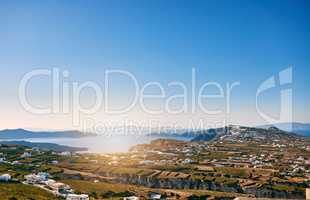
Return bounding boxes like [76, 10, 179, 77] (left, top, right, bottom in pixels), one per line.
[0, 174, 11, 182]
[66, 194, 89, 200]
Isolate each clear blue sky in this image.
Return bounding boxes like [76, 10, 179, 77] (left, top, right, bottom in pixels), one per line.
[0, 0, 309, 129]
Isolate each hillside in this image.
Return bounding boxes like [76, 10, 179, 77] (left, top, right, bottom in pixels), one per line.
[191, 125, 304, 142]
[0, 183, 60, 200]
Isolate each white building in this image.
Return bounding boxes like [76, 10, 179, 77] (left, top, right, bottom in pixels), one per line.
[25, 174, 39, 184]
[51, 182, 71, 192]
[21, 152, 32, 158]
[66, 194, 89, 200]
[12, 160, 21, 165]
[182, 158, 194, 164]
[139, 160, 154, 165]
[124, 196, 139, 200]
[36, 172, 49, 180]
[59, 151, 71, 156]
[0, 157, 5, 163]
[25, 172, 49, 184]
[0, 174, 11, 182]
[45, 179, 56, 186]
[51, 160, 59, 164]
[148, 192, 162, 200]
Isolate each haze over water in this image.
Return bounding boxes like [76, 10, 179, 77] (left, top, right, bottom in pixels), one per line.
[12, 135, 192, 153]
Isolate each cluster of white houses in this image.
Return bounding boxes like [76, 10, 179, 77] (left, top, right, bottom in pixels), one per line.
[0, 171, 89, 200]
[1, 171, 164, 200]
[24, 172, 89, 200]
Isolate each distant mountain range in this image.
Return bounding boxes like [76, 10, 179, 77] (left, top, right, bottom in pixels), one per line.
[1, 122, 309, 140]
[258, 122, 310, 136]
[0, 140, 87, 152]
[0, 128, 94, 139]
